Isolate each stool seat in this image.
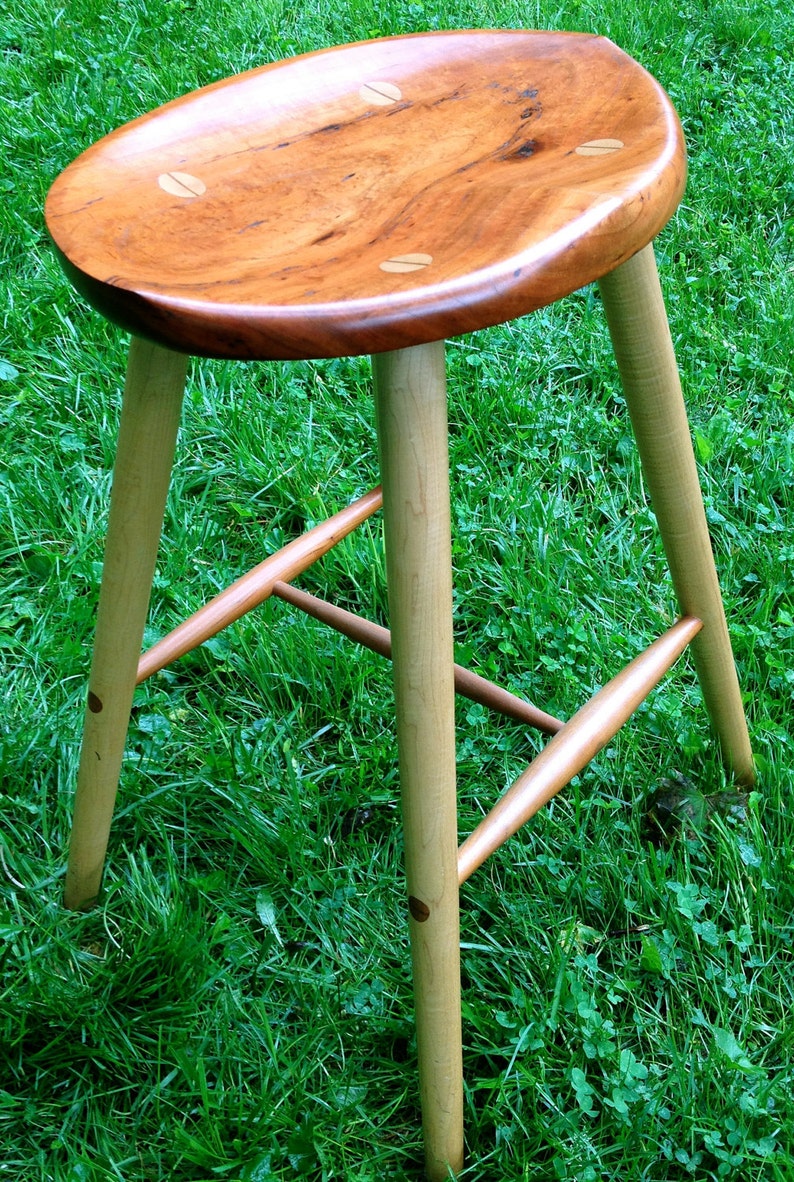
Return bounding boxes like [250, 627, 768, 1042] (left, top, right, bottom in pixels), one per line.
[45, 30, 684, 361]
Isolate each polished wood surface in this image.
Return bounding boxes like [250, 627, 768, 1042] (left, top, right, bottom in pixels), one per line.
[457, 615, 703, 885]
[45, 31, 685, 360]
[136, 486, 383, 682]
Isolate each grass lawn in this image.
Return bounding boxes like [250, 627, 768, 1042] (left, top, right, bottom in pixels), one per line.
[1, 0, 793, 1178]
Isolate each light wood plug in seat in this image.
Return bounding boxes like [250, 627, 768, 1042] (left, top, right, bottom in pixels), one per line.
[45, 30, 754, 1180]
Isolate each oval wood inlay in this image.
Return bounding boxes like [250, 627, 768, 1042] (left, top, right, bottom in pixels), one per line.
[575, 138, 625, 156]
[380, 252, 433, 274]
[359, 80, 402, 105]
[158, 171, 207, 198]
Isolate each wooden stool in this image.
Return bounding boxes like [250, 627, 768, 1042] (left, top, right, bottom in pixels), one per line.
[46, 31, 753, 1179]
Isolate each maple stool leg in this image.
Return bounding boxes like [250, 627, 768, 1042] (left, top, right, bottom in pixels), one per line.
[64, 338, 188, 910]
[598, 244, 754, 785]
[373, 341, 464, 1180]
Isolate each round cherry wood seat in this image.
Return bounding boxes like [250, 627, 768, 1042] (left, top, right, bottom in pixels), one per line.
[47, 29, 753, 1182]
[46, 30, 684, 360]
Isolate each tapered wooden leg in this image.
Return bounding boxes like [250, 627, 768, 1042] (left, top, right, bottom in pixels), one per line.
[598, 245, 754, 784]
[64, 338, 188, 910]
[373, 342, 464, 1181]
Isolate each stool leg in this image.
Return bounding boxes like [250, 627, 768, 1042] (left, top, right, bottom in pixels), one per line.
[64, 338, 187, 910]
[373, 342, 464, 1180]
[598, 244, 754, 784]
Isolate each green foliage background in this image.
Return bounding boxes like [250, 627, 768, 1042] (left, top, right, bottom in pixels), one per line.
[1, 0, 792, 1178]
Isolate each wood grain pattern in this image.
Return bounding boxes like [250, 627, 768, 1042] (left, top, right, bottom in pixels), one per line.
[45, 31, 685, 360]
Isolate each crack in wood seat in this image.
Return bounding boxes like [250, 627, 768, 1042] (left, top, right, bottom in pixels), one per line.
[46, 30, 685, 359]
[45, 29, 754, 1182]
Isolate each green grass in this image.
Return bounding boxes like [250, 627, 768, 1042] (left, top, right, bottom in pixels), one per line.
[1, 0, 793, 1178]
